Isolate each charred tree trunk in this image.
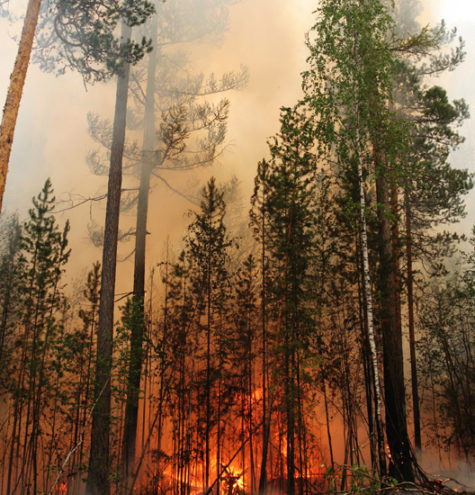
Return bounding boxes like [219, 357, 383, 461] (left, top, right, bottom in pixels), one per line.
[247, 322, 255, 495]
[322, 378, 335, 474]
[0, 0, 42, 212]
[87, 23, 132, 495]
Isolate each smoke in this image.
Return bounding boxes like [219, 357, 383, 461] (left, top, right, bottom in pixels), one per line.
[0, 0, 316, 291]
[421, 0, 475, 232]
[2, 0, 472, 273]
[418, 450, 475, 491]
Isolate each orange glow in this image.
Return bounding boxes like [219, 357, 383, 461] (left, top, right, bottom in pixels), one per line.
[55, 482, 67, 494]
[252, 387, 263, 401]
[227, 465, 244, 489]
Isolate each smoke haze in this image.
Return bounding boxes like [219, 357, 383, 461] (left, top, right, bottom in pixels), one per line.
[0, 0, 317, 282]
[1, 0, 474, 266]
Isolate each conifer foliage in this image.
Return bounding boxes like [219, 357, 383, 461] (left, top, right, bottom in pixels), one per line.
[0, 180, 71, 493]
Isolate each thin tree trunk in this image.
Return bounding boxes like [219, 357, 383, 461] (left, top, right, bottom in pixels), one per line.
[356, 131, 386, 476]
[241, 376, 246, 491]
[87, 23, 132, 495]
[0, 0, 42, 212]
[6, 393, 21, 494]
[122, 14, 158, 480]
[216, 375, 222, 495]
[404, 186, 421, 451]
[258, 195, 270, 495]
[205, 258, 212, 494]
[248, 328, 255, 495]
[285, 331, 295, 495]
[322, 378, 334, 474]
[121, 161, 152, 480]
[357, 241, 376, 471]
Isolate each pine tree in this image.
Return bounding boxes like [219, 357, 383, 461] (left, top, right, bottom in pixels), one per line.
[2, 179, 70, 493]
[0, 214, 22, 383]
[231, 254, 257, 494]
[392, 8, 471, 450]
[85, 2, 246, 476]
[252, 107, 323, 495]
[185, 177, 231, 492]
[0, 0, 154, 211]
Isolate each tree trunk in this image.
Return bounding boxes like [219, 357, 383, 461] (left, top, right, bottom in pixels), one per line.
[0, 0, 42, 212]
[206, 272, 211, 494]
[121, 165, 151, 473]
[122, 13, 158, 479]
[87, 23, 132, 495]
[404, 186, 421, 451]
[356, 129, 386, 476]
[258, 186, 270, 495]
[375, 149, 414, 481]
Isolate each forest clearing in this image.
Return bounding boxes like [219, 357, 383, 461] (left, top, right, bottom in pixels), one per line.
[0, 0, 473, 494]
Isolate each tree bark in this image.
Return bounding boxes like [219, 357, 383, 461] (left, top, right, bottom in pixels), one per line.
[122, 11, 158, 484]
[258, 178, 270, 495]
[0, 0, 42, 212]
[374, 148, 414, 481]
[404, 186, 421, 451]
[87, 23, 132, 495]
[356, 126, 386, 476]
[121, 129, 153, 480]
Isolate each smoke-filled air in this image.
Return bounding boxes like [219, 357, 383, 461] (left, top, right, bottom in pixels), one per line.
[0, 0, 474, 494]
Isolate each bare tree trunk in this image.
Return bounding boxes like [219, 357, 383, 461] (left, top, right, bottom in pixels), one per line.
[216, 375, 222, 495]
[374, 149, 414, 481]
[356, 131, 386, 476]
[0, 0, 42, 212]
[205, 257, 212, 494]
[322, 378, 334, 474]
[258, 197, 270, 495]
[122, 14, 158, 481]
[241, 376, 246, 490]
[248, 329, 255, 495]
[87, 23, 132, 495]
[357, 242, 376, 471]
[121, 165, 151, 470]
[404, 186, 421, 451]
[285, 331, 295, 495]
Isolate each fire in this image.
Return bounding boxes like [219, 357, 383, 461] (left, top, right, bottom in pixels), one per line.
[223, 465, 244, 494]
[54, 482, 67, 494]
[252, 387, 263, 402]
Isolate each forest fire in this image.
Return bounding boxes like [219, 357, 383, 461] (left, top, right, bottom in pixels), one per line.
[54, 482, 68, 494]
[0, 0, 474, 494]
[222, 466, 244, 495]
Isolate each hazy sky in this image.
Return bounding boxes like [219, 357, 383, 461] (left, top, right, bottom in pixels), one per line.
[0, 0, 474, 283]
[430, 0, 475, 230]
